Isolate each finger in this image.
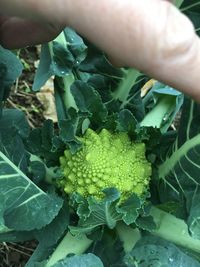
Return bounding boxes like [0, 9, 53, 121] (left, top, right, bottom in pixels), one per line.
[65, 0, 200, 101]
[108, 0, 174, 67]
[0, 16, 8, 25]
[0, 0, 69, 24]
[0, 17, 64, 48]
[1, 0, 200, 102]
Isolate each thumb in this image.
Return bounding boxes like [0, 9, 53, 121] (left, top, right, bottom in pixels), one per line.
[146, 1, 200, 102]
[65, 0, 200, 101]
[0, 0, 68, 23]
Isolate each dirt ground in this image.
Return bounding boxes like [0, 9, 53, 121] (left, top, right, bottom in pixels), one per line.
[0, 241, 38, 267]
[5, 47, 45, 127]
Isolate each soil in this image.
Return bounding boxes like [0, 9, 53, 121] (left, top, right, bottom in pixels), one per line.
[5, 47, 45, 128]
[0, 241, 38, 267]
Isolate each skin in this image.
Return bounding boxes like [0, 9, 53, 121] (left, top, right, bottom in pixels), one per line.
[0, 0, 200, 101]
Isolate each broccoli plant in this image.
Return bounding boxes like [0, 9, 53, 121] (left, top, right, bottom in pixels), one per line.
[1, 1, 200, 267]
[59, 128, 151, 200]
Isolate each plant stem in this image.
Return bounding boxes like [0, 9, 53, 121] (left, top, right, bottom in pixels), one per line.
[0, 226, 11, 234]
[117, 207, 200, 255]
[112, 68, 141, 106]
[140, 95, 175, 131]
[180, 2, 200, 12]
[54, 32, 78, 111]
[196, 27, 200, 33]
[116, 222, 141, 253]
[45, 232, 93, 267]
[48, 31, 67, 61]
[50, 31, 78, 111]
[54, 31, 68, 46]
[62, 74, 78, 110]
[150, 207, 200, 254]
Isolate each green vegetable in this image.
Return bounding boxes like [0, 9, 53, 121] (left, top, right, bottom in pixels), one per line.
[59, 128, 151, 202]
[2, 2, 200, 265]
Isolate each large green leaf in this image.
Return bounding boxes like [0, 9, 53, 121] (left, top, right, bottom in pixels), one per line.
[71, 81, 108, 127]
[0, 46, 23, 111]
[33, 28, 87, 91]
[25, 202, 70, 266]
[0, 109, 29, 138]
[70, 189, 152, 235]
[124, 235, 200, 267]
[26, 120, 65, 166]
[70, 189, 121, 233]
[52, 253, 104, 267]
[0, 151, 63, 232]
[0, 109, 30, 173]
[157, 98, 200, 238]
[79, 43, 123, 79]
[116, 109, 137, 137]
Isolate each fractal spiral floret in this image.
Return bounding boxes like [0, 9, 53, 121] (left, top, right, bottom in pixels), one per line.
[59, 129, 151, 201]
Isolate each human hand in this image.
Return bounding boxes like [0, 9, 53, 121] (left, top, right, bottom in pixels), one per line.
[0, 0, 200, 101]
[0, 16, 64, 48]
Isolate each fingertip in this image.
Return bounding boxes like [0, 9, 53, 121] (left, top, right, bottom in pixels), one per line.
[0, 18, 64, 49]
[137, 0, 200, 102]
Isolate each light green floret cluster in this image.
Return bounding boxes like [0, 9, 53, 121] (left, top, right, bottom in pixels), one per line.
[59, 129, 151, 202]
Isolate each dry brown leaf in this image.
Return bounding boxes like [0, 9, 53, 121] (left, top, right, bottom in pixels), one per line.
[36, 77, 58, 123]
[141, 79, 157, 98]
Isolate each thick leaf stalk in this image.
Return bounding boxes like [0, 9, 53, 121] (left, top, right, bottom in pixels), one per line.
[112, 68, 141, 107]
[49, 32, 78, 111]
[45, 232, 92, 267]
[150, 207, 200, 253]
[140, 95, 176, 131]
[116, 207, 200, 254]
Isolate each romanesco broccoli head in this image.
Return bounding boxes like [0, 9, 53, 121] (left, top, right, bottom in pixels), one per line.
[59, 129, 151, 202]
